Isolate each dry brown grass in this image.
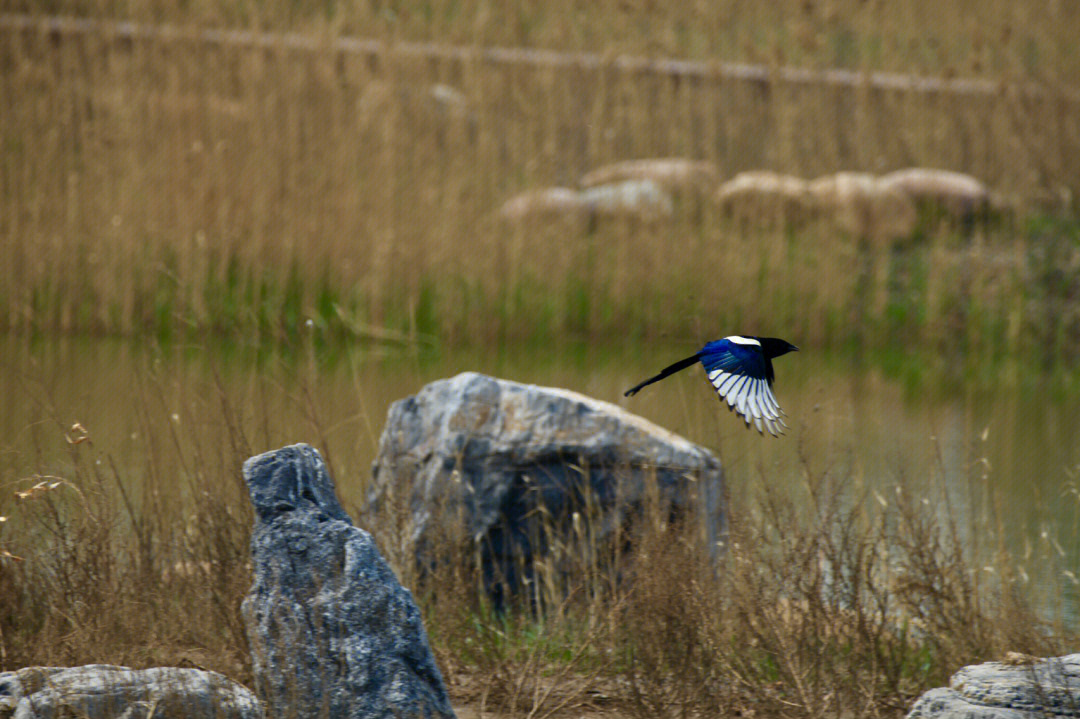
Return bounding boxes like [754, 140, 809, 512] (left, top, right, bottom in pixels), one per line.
[1, 4, 1079, 356]
[4, 409, 1074, 718]
[0, 363, 255, 680]
[10, 2, 1080, 80]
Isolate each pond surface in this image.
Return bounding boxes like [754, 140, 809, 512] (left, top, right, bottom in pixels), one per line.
[2, 335, 1078, 621]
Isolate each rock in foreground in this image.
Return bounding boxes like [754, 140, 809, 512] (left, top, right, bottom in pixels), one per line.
[242, 444, 454, 719]
[907, 653, 1080, 718]
[368, 372, 725, 604]
[0, 665, 261, 719]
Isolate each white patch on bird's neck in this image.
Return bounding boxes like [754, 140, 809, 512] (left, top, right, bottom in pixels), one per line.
[725, 335, 761, 347]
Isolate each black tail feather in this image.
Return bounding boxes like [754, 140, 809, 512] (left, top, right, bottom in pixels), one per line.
[624, 354, 701, 397]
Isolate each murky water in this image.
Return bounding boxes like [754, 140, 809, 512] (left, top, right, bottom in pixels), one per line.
[2, 336, 1078, 620]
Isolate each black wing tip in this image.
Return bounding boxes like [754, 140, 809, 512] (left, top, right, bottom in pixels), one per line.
[751, 419, 787, 437]
[624, 387, 641, 397]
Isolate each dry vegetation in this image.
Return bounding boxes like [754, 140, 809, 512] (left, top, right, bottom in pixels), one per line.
[3, 2, 1080, 716]
[1, 1, 1079, 362]
[1, 374, 1075, 718]
[10, 1, 1080, 79]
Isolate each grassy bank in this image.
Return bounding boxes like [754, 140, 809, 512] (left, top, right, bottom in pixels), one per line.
[2, 7, 1080, 365]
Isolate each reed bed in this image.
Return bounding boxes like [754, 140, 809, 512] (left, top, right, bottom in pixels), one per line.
[1, 5, 1079, 364]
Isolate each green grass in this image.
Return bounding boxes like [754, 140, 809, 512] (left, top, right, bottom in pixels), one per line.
[8, 210, 1080, 366]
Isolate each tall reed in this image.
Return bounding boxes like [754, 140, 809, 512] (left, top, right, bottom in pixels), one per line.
[2, 8, 1078, 361]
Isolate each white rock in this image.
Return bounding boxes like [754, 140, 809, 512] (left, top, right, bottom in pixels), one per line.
[498, 187, 591, 223]
[581, 179, 674, 220]
[581, 158, 719, 193]
[879, 167, 991, 220]
[0, 665, 262, 719]
[906, 653, 1080, 718]
[808, 171, 918, 241]
[714, 171, 812, 225]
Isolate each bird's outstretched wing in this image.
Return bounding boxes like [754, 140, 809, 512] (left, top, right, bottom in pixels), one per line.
[699, 338, 787, 436]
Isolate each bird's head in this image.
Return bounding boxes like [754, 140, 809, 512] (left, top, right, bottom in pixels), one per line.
[759, 337, 799, 359]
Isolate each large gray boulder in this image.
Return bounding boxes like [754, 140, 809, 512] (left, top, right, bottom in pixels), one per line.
[0, 665, 261, 718]
[907, 653, 1080, 718]
[241, 444, 454, 719]
[368, 372, 725, 604]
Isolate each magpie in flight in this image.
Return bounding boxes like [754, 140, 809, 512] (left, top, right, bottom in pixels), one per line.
[624, 336, 799, 436]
